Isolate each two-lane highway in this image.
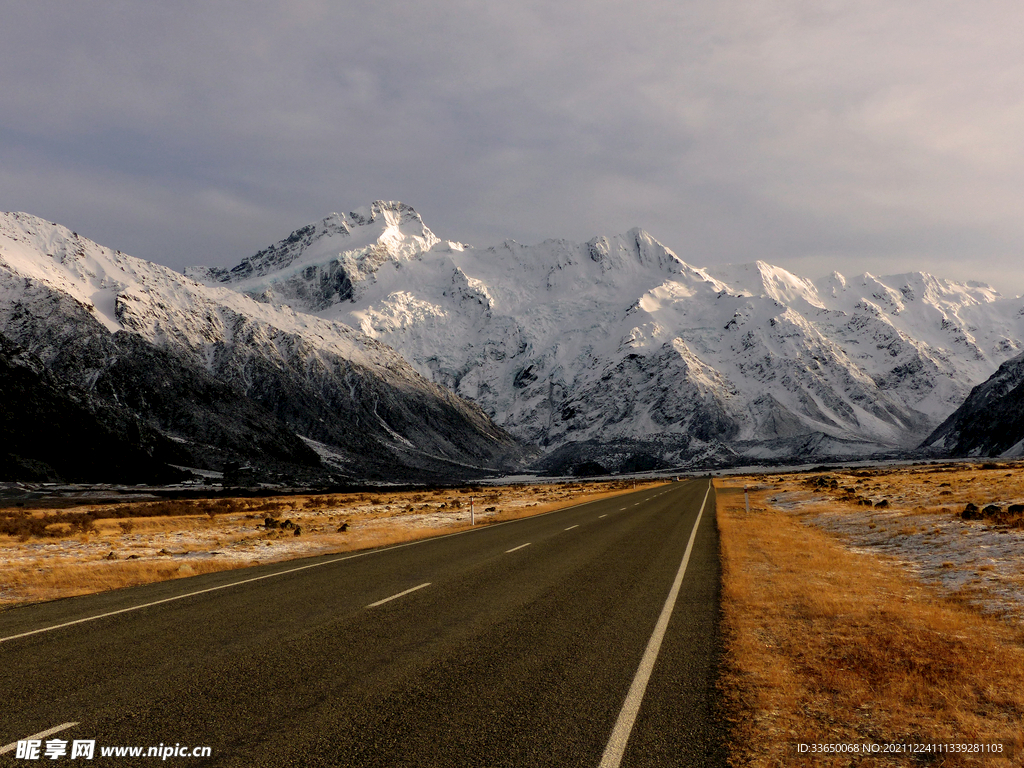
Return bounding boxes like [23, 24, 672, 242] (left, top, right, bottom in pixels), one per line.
[0, 479, 725, 767]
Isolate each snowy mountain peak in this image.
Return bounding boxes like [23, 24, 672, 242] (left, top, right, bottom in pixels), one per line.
[347, 200, 423, 228]
[585, 228, 688, 276]
[817, 271, 848, 298]
[184, 201, 443, 301]
[711, 261, 825, 310]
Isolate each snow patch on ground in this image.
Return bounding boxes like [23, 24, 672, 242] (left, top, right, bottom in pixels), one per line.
[790, 496, 1024, 617]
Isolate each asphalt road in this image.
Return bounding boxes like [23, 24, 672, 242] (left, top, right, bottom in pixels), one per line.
[0, 479, 725, 767]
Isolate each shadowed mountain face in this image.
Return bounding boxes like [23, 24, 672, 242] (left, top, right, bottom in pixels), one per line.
[0, 333, 189, 483]
[923, 352, 1024, 458]
[189, 201, 1024, 471]
[0, 211, 523, 484]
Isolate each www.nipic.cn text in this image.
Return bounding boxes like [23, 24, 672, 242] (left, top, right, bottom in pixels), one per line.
[15, 740, 212, 760]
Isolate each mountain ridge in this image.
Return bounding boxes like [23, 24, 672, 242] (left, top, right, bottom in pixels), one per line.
[0, 210, 523, 483]
[187, 202, 1024, 472]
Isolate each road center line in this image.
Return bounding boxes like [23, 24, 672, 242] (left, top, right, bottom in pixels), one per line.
[598, 514, 607, 518]
[598, 481, 712, 768]
[505, 543, 531, 553]
[564, 525, 579, 531]
[0, 484, 657, 644]
[0, 545, 428, 644]
[0, 723, 79, 755]
[365, 583, 431, 608]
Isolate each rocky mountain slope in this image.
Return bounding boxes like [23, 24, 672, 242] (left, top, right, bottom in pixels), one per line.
[0, 333, 187, 483]
[923, 351, 1024, 458]
[190, 201, 1024, 471]
[0, 211, 522, 483]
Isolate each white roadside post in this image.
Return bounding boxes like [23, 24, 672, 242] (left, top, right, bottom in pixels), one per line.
[470, 496, 475, 526]
[744, 484, 750, 513]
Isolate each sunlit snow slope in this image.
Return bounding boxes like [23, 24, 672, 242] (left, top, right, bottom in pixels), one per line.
[191, 201, 1024, 470]
[0, 211, 520, 482]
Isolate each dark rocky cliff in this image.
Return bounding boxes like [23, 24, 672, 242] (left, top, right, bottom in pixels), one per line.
[923, 351, 1024, 457]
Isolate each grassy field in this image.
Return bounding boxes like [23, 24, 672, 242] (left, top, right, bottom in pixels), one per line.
[718, 462, 1024, 767]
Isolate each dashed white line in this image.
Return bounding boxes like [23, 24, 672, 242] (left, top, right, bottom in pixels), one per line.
[365, 582, 431, 608]
[564, 525, 579, 531]
[0, 723, 79, 755]
[1, 491, 608, 644]
[505, 543, 531, 553]
[1, 483, 694, 645]
[598, 481, 712, 768]
[598, 514, 608, 518]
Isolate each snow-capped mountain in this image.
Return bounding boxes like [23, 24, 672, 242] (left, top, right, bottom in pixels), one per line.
[0, 211, 521, 482]
[190, 201, 1024, 471]
[185, 202, 450, 308]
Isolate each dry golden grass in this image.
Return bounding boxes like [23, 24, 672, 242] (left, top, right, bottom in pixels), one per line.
[718, 471, 1024, 767]
[3, 558, 253, 604]
[0, 479, 663, 607]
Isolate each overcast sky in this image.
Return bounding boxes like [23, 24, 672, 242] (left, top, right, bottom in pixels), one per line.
[3, 1, 1023, 295]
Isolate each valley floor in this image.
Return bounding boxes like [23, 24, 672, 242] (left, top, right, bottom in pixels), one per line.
[0, 479, 653, 606]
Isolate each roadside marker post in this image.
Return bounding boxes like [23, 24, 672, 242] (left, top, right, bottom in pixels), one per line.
[470, 497, 475, 526]
[744, 485, 750, 513]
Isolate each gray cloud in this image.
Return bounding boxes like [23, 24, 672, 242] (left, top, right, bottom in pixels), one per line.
[2, 0, 1023, 294]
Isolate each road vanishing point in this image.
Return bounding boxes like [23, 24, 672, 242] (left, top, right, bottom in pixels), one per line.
[1, 479, 726, 767]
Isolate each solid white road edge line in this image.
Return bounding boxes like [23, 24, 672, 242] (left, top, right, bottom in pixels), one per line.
[597, 480, 712, 768]
[365, 582, 431, 609]
[0, 723, 79, 754]
[0, 482, 678, 644]
[505, 543, 531, 553]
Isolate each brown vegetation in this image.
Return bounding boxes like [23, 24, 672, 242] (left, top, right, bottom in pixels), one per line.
[718, 464, 1024, 767]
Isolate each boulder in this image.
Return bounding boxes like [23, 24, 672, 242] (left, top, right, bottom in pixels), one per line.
[961, 502, 982, 520]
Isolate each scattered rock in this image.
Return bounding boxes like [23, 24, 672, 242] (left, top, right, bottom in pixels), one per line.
[293, 526, 302, 536]
[983, 504, 1002, 517]
[1009, 504, 1024, 514]
[961, 503, 982, 520]
[338, 523, 349, 532]
[874, 499, 889, 509]
[105, 551, 117, 560]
